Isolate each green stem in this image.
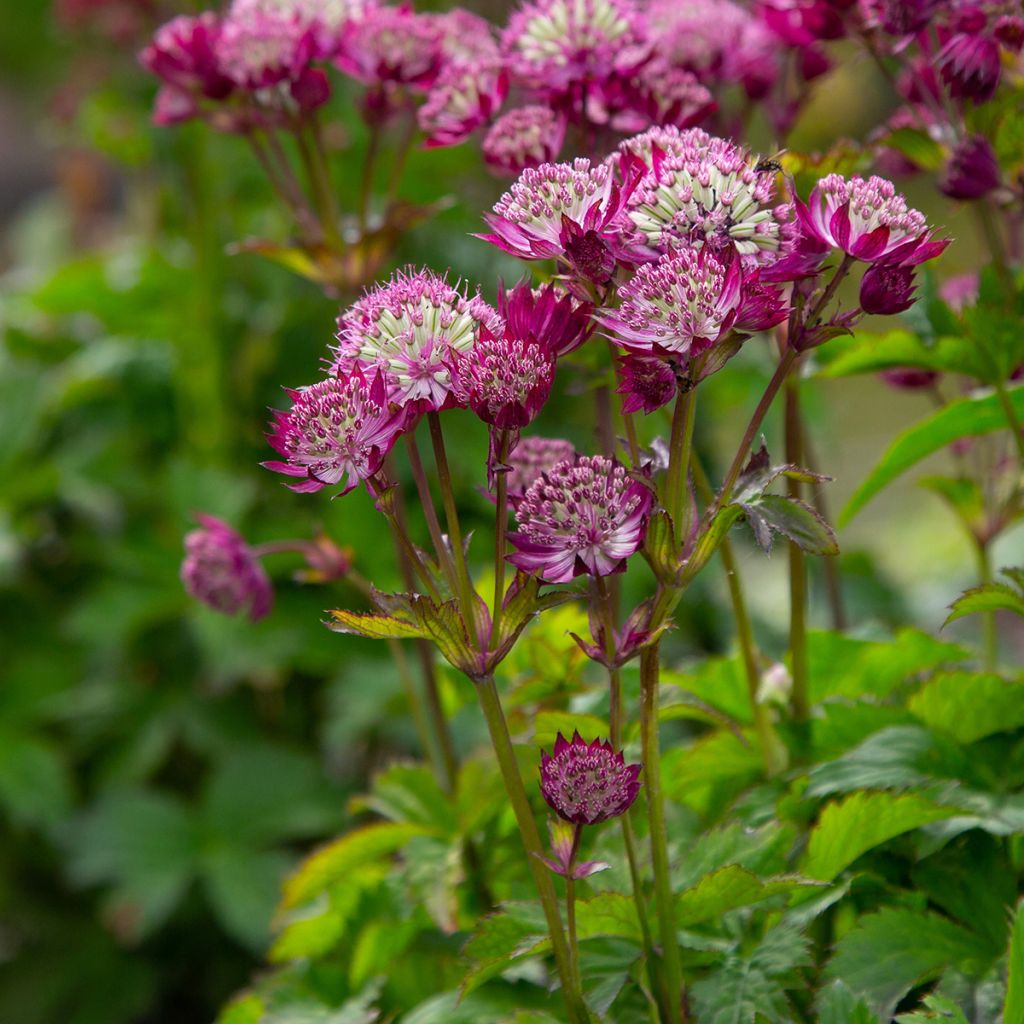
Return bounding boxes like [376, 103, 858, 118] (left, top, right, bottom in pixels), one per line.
[784, 381, 810, 724]
[663, 389, 697, 548]
[403, 434, 459, 591]
[566, 824, 583, 992]
[639, 646, 683, 1024]
[994, 378, 1024, 465]
[491, 429, 512, 649]
[974, 539, 999, 670]
[800, 428, 847, 631]
[358, 123, 380, 238]
[427, 412, 480, 641]
[476, 677, 590, 1023]
[295, 119, 341, 248]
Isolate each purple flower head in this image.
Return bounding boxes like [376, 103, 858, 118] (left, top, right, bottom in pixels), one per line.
[937, 29, 1001, 102]
[598, 246, 744, 359]
[859, 262, 918, 315]
[760, 0, 846, 45]
[994, 15, 1024, 52]
[539, 731, 641, 825]
[880, 367, 940, 390]
[217, 0, 316, 90]
[482, 106, 567, 177]
[231, 0, 375, 58]
[419, 60, 508, 148]
[861, 0, 941, 36]
[140, 13, 234, 103]
[506, 436, 576, 497]
[621, 64, 716, 132]
[264, 368, 407, 494]
[498, 279, 594, 358]
[333, 267, 502, 412]
[797, 174, 948, 265]
[501, 0, 644, 95]
[480, 156, 641, 284]
[181, 514, 273, 621]
[939, 272, 978, 313]
[624, 128, 789, 264]
[431, 8, 500, 65]
[335, 4, 441, 91]
[616, 354, 678, 414]
[939, 134, 1001, 200]
[508, 454, 653, 582]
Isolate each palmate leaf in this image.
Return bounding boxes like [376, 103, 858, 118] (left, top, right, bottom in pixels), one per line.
[841, 383, 1024, 523]
[803, 790, 960, 881]
[826, 908, 994, 1021]
[908, 671, 1024, 744]
[945, 583, 1024, 626]
[675, 866, 821, 927]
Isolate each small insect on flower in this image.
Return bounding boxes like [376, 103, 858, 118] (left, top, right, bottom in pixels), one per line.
[181, 514, 273, 621]
[539, 731, 641, 825]
[508, 454, 653, 582]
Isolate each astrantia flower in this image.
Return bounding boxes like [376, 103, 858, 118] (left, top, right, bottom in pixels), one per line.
[480, 157, 640, 284]
[482, 106, 567, 177]
[431, 8, 500, 64]
[418, 59, 508, 148]
[333, 267, 502, 411]
[181, 514, 273, 621]
[937, 29, 1001, 102]
[506, 436, 576, 497]
[797, 174, 948, 265]
[264, 369, 406, 494]
[861, 0, 940, 36]
[140, 13, 234, 102]
[616, 353, 678, 413]
[508, 454, 653, 582]
[859, 262, 918, 315]
[217, 0, 315, 90]
[335, 4, 441, 91]
[599, 246, 743, 358]
[625, 127, 788, 263]
[939, 135, 1000, 200]
[501, 0, 644, 93]
[619, 64, 715, 132]
[228, 0, 373, 57]
[498, 279, 593, 358]
[539, 731, 641, 825]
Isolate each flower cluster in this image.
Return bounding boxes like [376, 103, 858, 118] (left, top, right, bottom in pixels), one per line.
[539, 731, 641, 825]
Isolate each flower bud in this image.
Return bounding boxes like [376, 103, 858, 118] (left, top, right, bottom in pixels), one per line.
[939, 135, 1000, 200]
[860, 262, 918, 315]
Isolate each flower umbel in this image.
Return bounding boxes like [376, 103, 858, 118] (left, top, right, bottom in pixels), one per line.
[181, 514, 273, 621]
[482, 106, 567, 177]
[508, 454, 653, 582]
[539, 731, 641, 825]
[505, 436, 576, 497]
[264, 369, 406, 494]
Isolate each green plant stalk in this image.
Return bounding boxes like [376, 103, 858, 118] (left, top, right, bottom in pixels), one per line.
[427, 412, 480, 642]
[490, 429, 512, 648]
[476, 676, 590, 1024]
[403, 434, 460, 593]
[294, 120, 342, 249]
[993, 377, 1024, 464]
[664, 389, 698, 547]
[358, 123, 380, 238]
[800, 428, 847, 631]
[639, 646, 683, 1024]
[973, 537, 999, 670]
[566, 824, 584, 992]
[784, 381, 811, 723]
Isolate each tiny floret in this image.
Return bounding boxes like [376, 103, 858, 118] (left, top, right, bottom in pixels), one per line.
[508, 454, 653, 582]
[539, 731, 641, 825]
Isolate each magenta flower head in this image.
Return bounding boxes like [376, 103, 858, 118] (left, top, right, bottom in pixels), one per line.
[501, 0, 644, 95]
[937, 28, 1001, 103]
[618, 64, 716, 133]
[264, 368, 407, 494]
[863, 0, 941, 36]
[508, 454, 653, 582]
[498, 279, 594, 358]
[335, 4, 441, 92]
[624, 128, 789, 264]
[140, 13, 234, 105]
[181, 514, 273, 621]
[859, 262, 918, 315]
[216, 0, 316, 91]
[333, 267, 502, 412]
[797, 174, 948, 266]
[617, 353, 678, 414]
[479, 156, 641, 285]
[506, 436, 576, 497]
[482, 106, 567, 177]
[939, 135, 1001, 200]
[540, 732, 641, 825]
[418, 60, 508, 148]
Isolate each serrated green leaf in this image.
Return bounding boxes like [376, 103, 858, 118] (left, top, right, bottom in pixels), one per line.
[909, 671, 1024, 743]
[660, 729, 762, 817]
[895, 993, 970, 1023]
[1006, 901, 1024, 1024]
[327, 609, 427, 640]
[675, 865, 820, 927]
[816, 980, 880, 1024]
[742, 494, 838, 555]
[945, 584, 1024, 626]
[461, 902, 550, 995]
[827, 908, 993, 1020]
[804, 791, 959, 881]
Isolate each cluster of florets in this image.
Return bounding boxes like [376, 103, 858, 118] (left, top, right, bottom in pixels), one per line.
[539, 731, 641, 825]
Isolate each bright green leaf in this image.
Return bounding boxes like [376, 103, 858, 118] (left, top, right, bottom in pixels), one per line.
[1006, 901, 1024, 1024]
[945, 584, 1024, 626]
[909, 671, 1024, 743]
[675, 866, 820, 927]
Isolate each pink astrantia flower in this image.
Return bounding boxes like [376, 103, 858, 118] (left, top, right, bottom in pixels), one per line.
[479, 156, 642, 284]
[797, 174, 948, 265]
[498, 279, 594, 358]
[508, 454, 653, 582]
[335, 4, 441, 91]
[140, 13, 234, 102]
[482, 106, 567, 177]
[937, 28, 1001, 102]
[539, 731, 641, 825]
[229, 0, 375, 58]
[418, 59, 508, 148]
[506, 436, 576, 497]
[431, 8, 501, 64]
[264, 369, 407, 494]
[181, 514, 273, 621]
[333, 267, 502, 412]
[616, 353, 678, 413]
[216, 0, 316, 90]
[501, 0, 644, 94]
[624, 127, 789, 264]
[939, 135, 1000, 200]
[612, 64, 716, 133]
[859, 262, 918, 315]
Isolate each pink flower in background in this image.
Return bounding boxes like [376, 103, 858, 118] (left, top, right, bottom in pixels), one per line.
[939, 135, 1001, 200]
[480, 156, 642, 284]
[859, 262, 918, 315]
[181, 514, 273, 621]
[216, 0, 316, 90]
[264, 369, 407, 494]
[624, 127, 789, 264]
[419, 60, 508, 148]
[539, 732, 641, 825]
[334, 267, 501, 412]
[508, 454, 653, 582]
[616, 354, 678, 413]
[880, 368, 940, 390]
[482, 106, 567, 176]
[860, 0, 940, 36]
[797, 174, 948, 265]
[431, 8, 500, 64]
[498, 279, 593, 358]
[939, 273, 979, 313]
[335, 4, 441, 90]
[937, 26, 1001, 102]
[505, 437, 577, 498]
[140, 14, 234, 101]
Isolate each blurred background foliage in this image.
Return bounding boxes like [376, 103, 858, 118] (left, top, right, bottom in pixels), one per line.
[0, 2, 1021, 1023]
